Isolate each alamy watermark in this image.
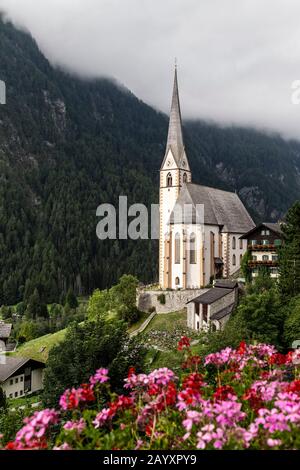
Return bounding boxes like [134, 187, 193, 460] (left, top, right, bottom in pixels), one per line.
[96, 197, 204, 240]
[0, 80, 6, 104]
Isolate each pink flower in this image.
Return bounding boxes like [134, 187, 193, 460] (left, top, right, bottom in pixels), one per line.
[267, 438, 282, 448]
[63, 418, 86, 434]
[11, 410, 59, 450]
[93, 408, 111, 428]
[90, 368, 109, 386]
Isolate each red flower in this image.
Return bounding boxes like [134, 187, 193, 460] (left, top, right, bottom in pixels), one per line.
[268, 353, 291, 366]
[178, 336, 191, 351]
[80, 384, 95, 403]
[237, 341, 247, 356]
[128, 367, 136, 378]
[183, 373, 203, 392]
[213, 385, 235, 401]
[243, 388, 262, 412]
[287, 380, 300, 395]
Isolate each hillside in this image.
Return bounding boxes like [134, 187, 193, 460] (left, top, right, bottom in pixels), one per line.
[0, 15, 300, 305]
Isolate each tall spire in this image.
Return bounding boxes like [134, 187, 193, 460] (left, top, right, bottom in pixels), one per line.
[165, 64, 185, 164]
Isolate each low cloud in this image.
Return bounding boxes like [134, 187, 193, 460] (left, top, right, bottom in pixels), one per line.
[1, 0, 300, 138]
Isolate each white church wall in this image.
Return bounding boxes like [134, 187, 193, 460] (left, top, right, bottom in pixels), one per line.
[227, 233, 247, 276]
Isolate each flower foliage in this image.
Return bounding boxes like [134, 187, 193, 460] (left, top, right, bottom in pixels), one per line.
[3, 344, 300, 450]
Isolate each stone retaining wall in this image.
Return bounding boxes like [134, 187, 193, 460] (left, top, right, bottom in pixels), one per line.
[137, 289, 207, 314]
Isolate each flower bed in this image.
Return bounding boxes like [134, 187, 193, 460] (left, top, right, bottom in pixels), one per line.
[3, 339, 300, 450]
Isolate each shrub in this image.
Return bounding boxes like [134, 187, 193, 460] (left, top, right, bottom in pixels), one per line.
[5, 340, 300, 450]
[157, 293, 166, 305]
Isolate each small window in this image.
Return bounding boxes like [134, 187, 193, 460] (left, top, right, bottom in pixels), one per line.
[183, 173, 187, 183]
[175, 276, 180, 286]
[15, 392, 18, 398]
[20, 376, 24, 382]
[240, 239, 243, 249]
[232, 254, 236, 266]
[9, 394, 13, 399]
[240, 254, 243, 264]
[167, 173, 172, 187]
[262, 255, 269, 261]
[272, 255, 278, 262]
[252, 255, 257, 261]
[232, 237, 236, 250]
[266, 230, 270, 235]
[262, 240, 269, 245]
[196, 321, 200, 330]
[275, 239, 282, 246]
[10, 379, 13, 386]
[15, 378, 19, 384]
[251, 240, 257, 246]
[20, 390, 23, 396]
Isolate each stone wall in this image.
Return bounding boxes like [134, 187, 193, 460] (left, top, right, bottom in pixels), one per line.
[137, 288, 207, 314]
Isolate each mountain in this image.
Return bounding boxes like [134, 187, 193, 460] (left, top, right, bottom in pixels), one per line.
[0, 16, 299, 305]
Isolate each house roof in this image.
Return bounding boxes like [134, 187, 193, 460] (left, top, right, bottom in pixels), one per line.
[214, 280, 238, 289]
[169, 183, 255, 233]
[187, 287, 234, 305]
[0, 356, 45, 383]
[240, 222, 283, 239]
[211, 303, 235, 321]
[0, 322, 12, 339]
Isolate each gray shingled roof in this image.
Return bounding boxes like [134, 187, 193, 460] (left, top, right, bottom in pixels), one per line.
[214, 280, 238, 289]
[211, 304, 235, 321]
[0, 356, 45, 382]
[161, 68, 185, 167]
[169, 183, 255, 233]
[188, 287, 234, 305]
[0, 322, 12, 339]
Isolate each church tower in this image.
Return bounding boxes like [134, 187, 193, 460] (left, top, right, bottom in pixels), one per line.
[159, 67, 192, 288]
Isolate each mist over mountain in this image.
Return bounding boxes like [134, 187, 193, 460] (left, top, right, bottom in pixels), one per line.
[0, 16, 299, 305]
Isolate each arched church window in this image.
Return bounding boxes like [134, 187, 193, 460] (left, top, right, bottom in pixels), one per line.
[232, 237, 236, 250]
[189, 233, 196, 264]
[175, 233, 181, 264]
[232, 254, 236, 266]
[175, 277, 180, 286]
[183, 173, 187, 183]
[167, 173, 172, 187]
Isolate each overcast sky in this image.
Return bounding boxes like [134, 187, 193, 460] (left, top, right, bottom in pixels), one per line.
[1, 0, 300, 139]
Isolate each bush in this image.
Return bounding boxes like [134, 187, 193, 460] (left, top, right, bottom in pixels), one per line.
[6, 340, 300, 450]
[157, 293, 166, 305]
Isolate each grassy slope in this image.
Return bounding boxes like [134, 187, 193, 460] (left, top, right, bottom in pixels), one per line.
[13, 329, 67, 362]
[13, 311, 152, 362]
[142, 311, 188, 372]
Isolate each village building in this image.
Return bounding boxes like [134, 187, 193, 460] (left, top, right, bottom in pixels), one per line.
[0, 321, 14, 353]
[0, 356, 45, 399]
[187, 280, 238, 332]
[240, 222, 283, 279]
[159, 68, 255, 290]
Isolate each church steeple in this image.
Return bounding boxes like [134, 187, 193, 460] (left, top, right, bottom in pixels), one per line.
[165, 65, 185, 165]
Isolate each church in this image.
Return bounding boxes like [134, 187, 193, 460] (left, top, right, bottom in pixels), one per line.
[159, 69, 255, 289]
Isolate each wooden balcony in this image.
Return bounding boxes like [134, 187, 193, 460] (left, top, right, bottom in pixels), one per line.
[248, 260, 278, 267]
[248, 244, 279, 251]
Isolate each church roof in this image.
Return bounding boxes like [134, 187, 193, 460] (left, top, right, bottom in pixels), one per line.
[169, 183, 255, 233]
[162, 67, 185, 167]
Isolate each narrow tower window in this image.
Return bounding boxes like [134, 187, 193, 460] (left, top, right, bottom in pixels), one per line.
[232, 236, 236, 250]
[175, 233, 181, 264]
[167, 173, 172, 187]
[232, 254, 236, 266]
[183, 173, 187, 183]
[190, 233, 196, 264]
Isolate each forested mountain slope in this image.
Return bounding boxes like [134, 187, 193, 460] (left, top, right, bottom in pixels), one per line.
[0, 16, 299, 305]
